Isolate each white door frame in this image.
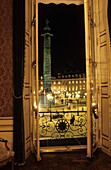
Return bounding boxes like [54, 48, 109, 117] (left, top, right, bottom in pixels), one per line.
[34, 0, 102, 160]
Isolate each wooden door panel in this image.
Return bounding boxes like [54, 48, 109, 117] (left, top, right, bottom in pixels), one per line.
[25, 0, 29, 32]
[98, 0, 111, 155]
[99, 0, 106, 33]
[24, 97, 31, 158]
[25, 44, 30, 83]
[24, 0, 32, 160]
[100, 44, 108, 83]
[101, 97, 109, 137]
[102, 137, 109, 149]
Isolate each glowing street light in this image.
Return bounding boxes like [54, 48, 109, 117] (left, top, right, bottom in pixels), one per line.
[47, 93, 53, 102]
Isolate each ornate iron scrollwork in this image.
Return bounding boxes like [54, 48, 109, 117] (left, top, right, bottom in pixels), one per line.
[56, 119, 69, 133]
[39, 111, 87, 139]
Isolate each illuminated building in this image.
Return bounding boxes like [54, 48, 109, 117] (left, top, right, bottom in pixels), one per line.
[39, 73, 86, 97]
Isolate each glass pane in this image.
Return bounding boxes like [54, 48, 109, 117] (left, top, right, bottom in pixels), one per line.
[38, 3, 86, 148]
[92, 64, 98, 145]
[33, 66, 37, 146]
[90, 4, 99, 147]
[32, 4, 37, 147]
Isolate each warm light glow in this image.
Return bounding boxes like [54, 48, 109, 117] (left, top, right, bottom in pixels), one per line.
[34, 103, 37, 109]
[34, 103, 40, 111]
[41, 86, 43, 91]
[92, 102, 96, 106]
[68, 93, 71, 97]
[76, 93, 80, 99]
[47, 93, 53, 101]
[75, 91, 80, 100]
[41, 81, 43, 85]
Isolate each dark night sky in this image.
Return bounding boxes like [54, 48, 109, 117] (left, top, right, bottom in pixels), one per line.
[38, 3, 85, 76]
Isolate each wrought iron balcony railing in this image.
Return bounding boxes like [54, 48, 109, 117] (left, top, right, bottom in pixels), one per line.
[37, 111, 87, 140]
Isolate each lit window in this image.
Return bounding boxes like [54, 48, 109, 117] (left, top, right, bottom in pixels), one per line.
[79, 81, 81, 84]
[69, 87, 71, 91]
[72, 81, 74, 84]
[83, 85, 85, 89]
[41, 76, 43, 80]
[58, 82, 61, 85]
[54, 82, 56, 85]
[68, 75, 71, 78]
[79, 85, 82, 90]
[72, 86, 74, 91]
[76, 81, 78, 84]
[83, 80, 86, 83]
[65, 75, 67, 78]
[72, 75, 74, 78]
[69, 81, 71, 84]
[62, 75, 64, 78]
[76, 85, 78, 91]
[83, 74, 85, 78]
[79, 74, 81, 78]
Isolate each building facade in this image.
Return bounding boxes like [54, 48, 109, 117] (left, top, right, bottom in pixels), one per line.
[39, 73, 86, 97]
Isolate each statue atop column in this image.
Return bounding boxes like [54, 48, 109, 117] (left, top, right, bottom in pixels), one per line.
[41, 19, 53, 92]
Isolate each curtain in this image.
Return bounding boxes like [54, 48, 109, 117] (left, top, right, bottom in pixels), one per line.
[38, 0, 84, 5]
[13, 0, 25, 164]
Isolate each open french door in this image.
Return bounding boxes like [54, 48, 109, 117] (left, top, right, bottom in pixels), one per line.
[84, 0, 99, 158]
[96, 0, 111, 156]
[24, 0, 32, 159]
[85, 0, 111, 158]
[31, 0, 41, 161]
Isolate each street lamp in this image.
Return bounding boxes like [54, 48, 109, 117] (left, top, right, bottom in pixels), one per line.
[47, 93, 53, 121]
[75, 92, 80, 116]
